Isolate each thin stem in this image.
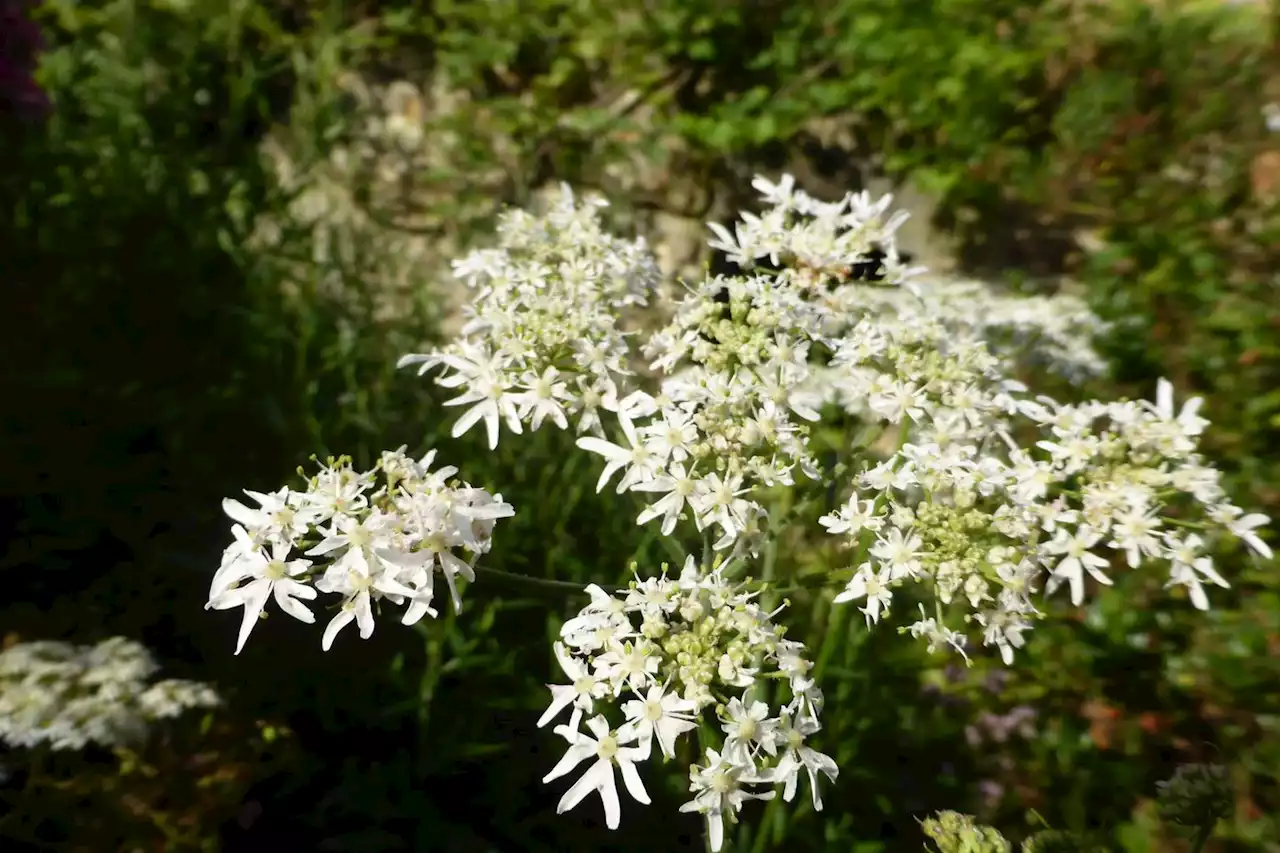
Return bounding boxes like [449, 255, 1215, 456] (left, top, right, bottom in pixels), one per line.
[1188, 823, 1213, 853]
[471, 564, 622, 595]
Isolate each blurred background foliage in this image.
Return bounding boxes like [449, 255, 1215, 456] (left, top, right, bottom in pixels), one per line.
[1, 0, 1277, 850]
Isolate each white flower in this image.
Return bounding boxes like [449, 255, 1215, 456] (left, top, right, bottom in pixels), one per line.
[517, 366, 572, 431]
[620, 682, 698, 760]
[577, 416, 661, 494]
[633, 463, 701, 535]
[907, 604, 969, 660]
[640, 407, 698, 464]
[206, 529, 316, 655]
[680, 747, 774, 852]
[870, 528, 923, 580]
[222, 487, 317, 542]
[690, 472, 753, 547]
[832, 563, 893, 624]
[818, 497, 882, 537]
[315, 550, 420, 651]
[1210, 506, 1273, 560]
[537, 642, 609, 729]
[771, 713, 838, 810]
[1044, 527, 1113, 606]
[441, 357, 524, 450]
[1164, 533, 1229, 610]
[594, 639, 661, 692]
[543, 715, 650, 830]
[1151, 377, 1208, 438]
[719, 694, 778, 765]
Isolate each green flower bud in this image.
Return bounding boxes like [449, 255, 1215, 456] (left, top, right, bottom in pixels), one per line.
[920, 811, 1011, 853]
[1156, 763, 1232, 829]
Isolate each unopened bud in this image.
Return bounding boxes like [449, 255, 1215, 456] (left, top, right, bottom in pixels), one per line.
[920, 811, 1011, 853]
[1156, 762, 1232, 829]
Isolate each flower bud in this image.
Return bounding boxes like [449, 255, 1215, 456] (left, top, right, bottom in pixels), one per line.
[1156, 762, 1232, 829]
[920, 811, 1011, 853]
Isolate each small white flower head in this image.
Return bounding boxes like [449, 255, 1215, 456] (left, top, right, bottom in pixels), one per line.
[823, 370, 1269, 664]
[399, 186, 661, 450]
[208, 449, 512, 653]
[0, 637, 220, 751]
[539, 556, 836, 841]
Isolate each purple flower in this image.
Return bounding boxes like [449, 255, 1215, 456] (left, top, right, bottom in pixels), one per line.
[982, 669, 1009, 694]
[0, 0, 49, 120]
[978, 778, 1005, 809]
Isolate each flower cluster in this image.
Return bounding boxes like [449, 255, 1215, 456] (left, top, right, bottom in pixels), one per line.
[212, 172, 1273, 849]
[920, 810, 1012, 853]
[1156, 762, 1233, 829]
[207, 449, 513, 653]
[538, 556, 835, 850]
[399, 185, 662, 449]
[820, 376, 1271, 663]
[0, 638, 219, 751]
[965, 705, 1038, 748]
[620, 179, 926, 536]
[821, 276, 1110, 384]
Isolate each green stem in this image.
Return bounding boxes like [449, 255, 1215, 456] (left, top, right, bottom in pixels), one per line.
[759, 536, 780, 613]
[472, 564, 620, 595]
[1188, 823, 1213, 853]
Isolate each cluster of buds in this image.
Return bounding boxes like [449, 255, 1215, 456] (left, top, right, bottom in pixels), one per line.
[399, 184, 662, 449]
[0, 638, 218, 751]
[1156, 762, 1233, 830]
[207, 448, 512, 653]
[537, 556, 835, 850]
[920, 810, 1012, 853]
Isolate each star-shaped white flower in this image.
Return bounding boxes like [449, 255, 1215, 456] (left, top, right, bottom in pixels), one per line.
[620, 682, 698, 760]
[543, 715, 650, 830]
[206, 528, 316, 655]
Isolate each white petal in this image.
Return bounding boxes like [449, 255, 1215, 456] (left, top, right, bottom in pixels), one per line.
[556, 759, 609, 815]
[707, 812, 725, 852]
[618, 759, 650, 806]
[222, 498, 260, 528]
[598, 767, 622, 829]
[321, 609, 355, 651]
[354, 592, 375, 639]
[451, 400, 490, 441]
[233, 580, 271, 655]
[401, 597, 438, 625]
[537, 685, 576, 728]
[542, 743, 594, 784]
[273, 581, 316, 624]
[584, 715, 611, 740]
